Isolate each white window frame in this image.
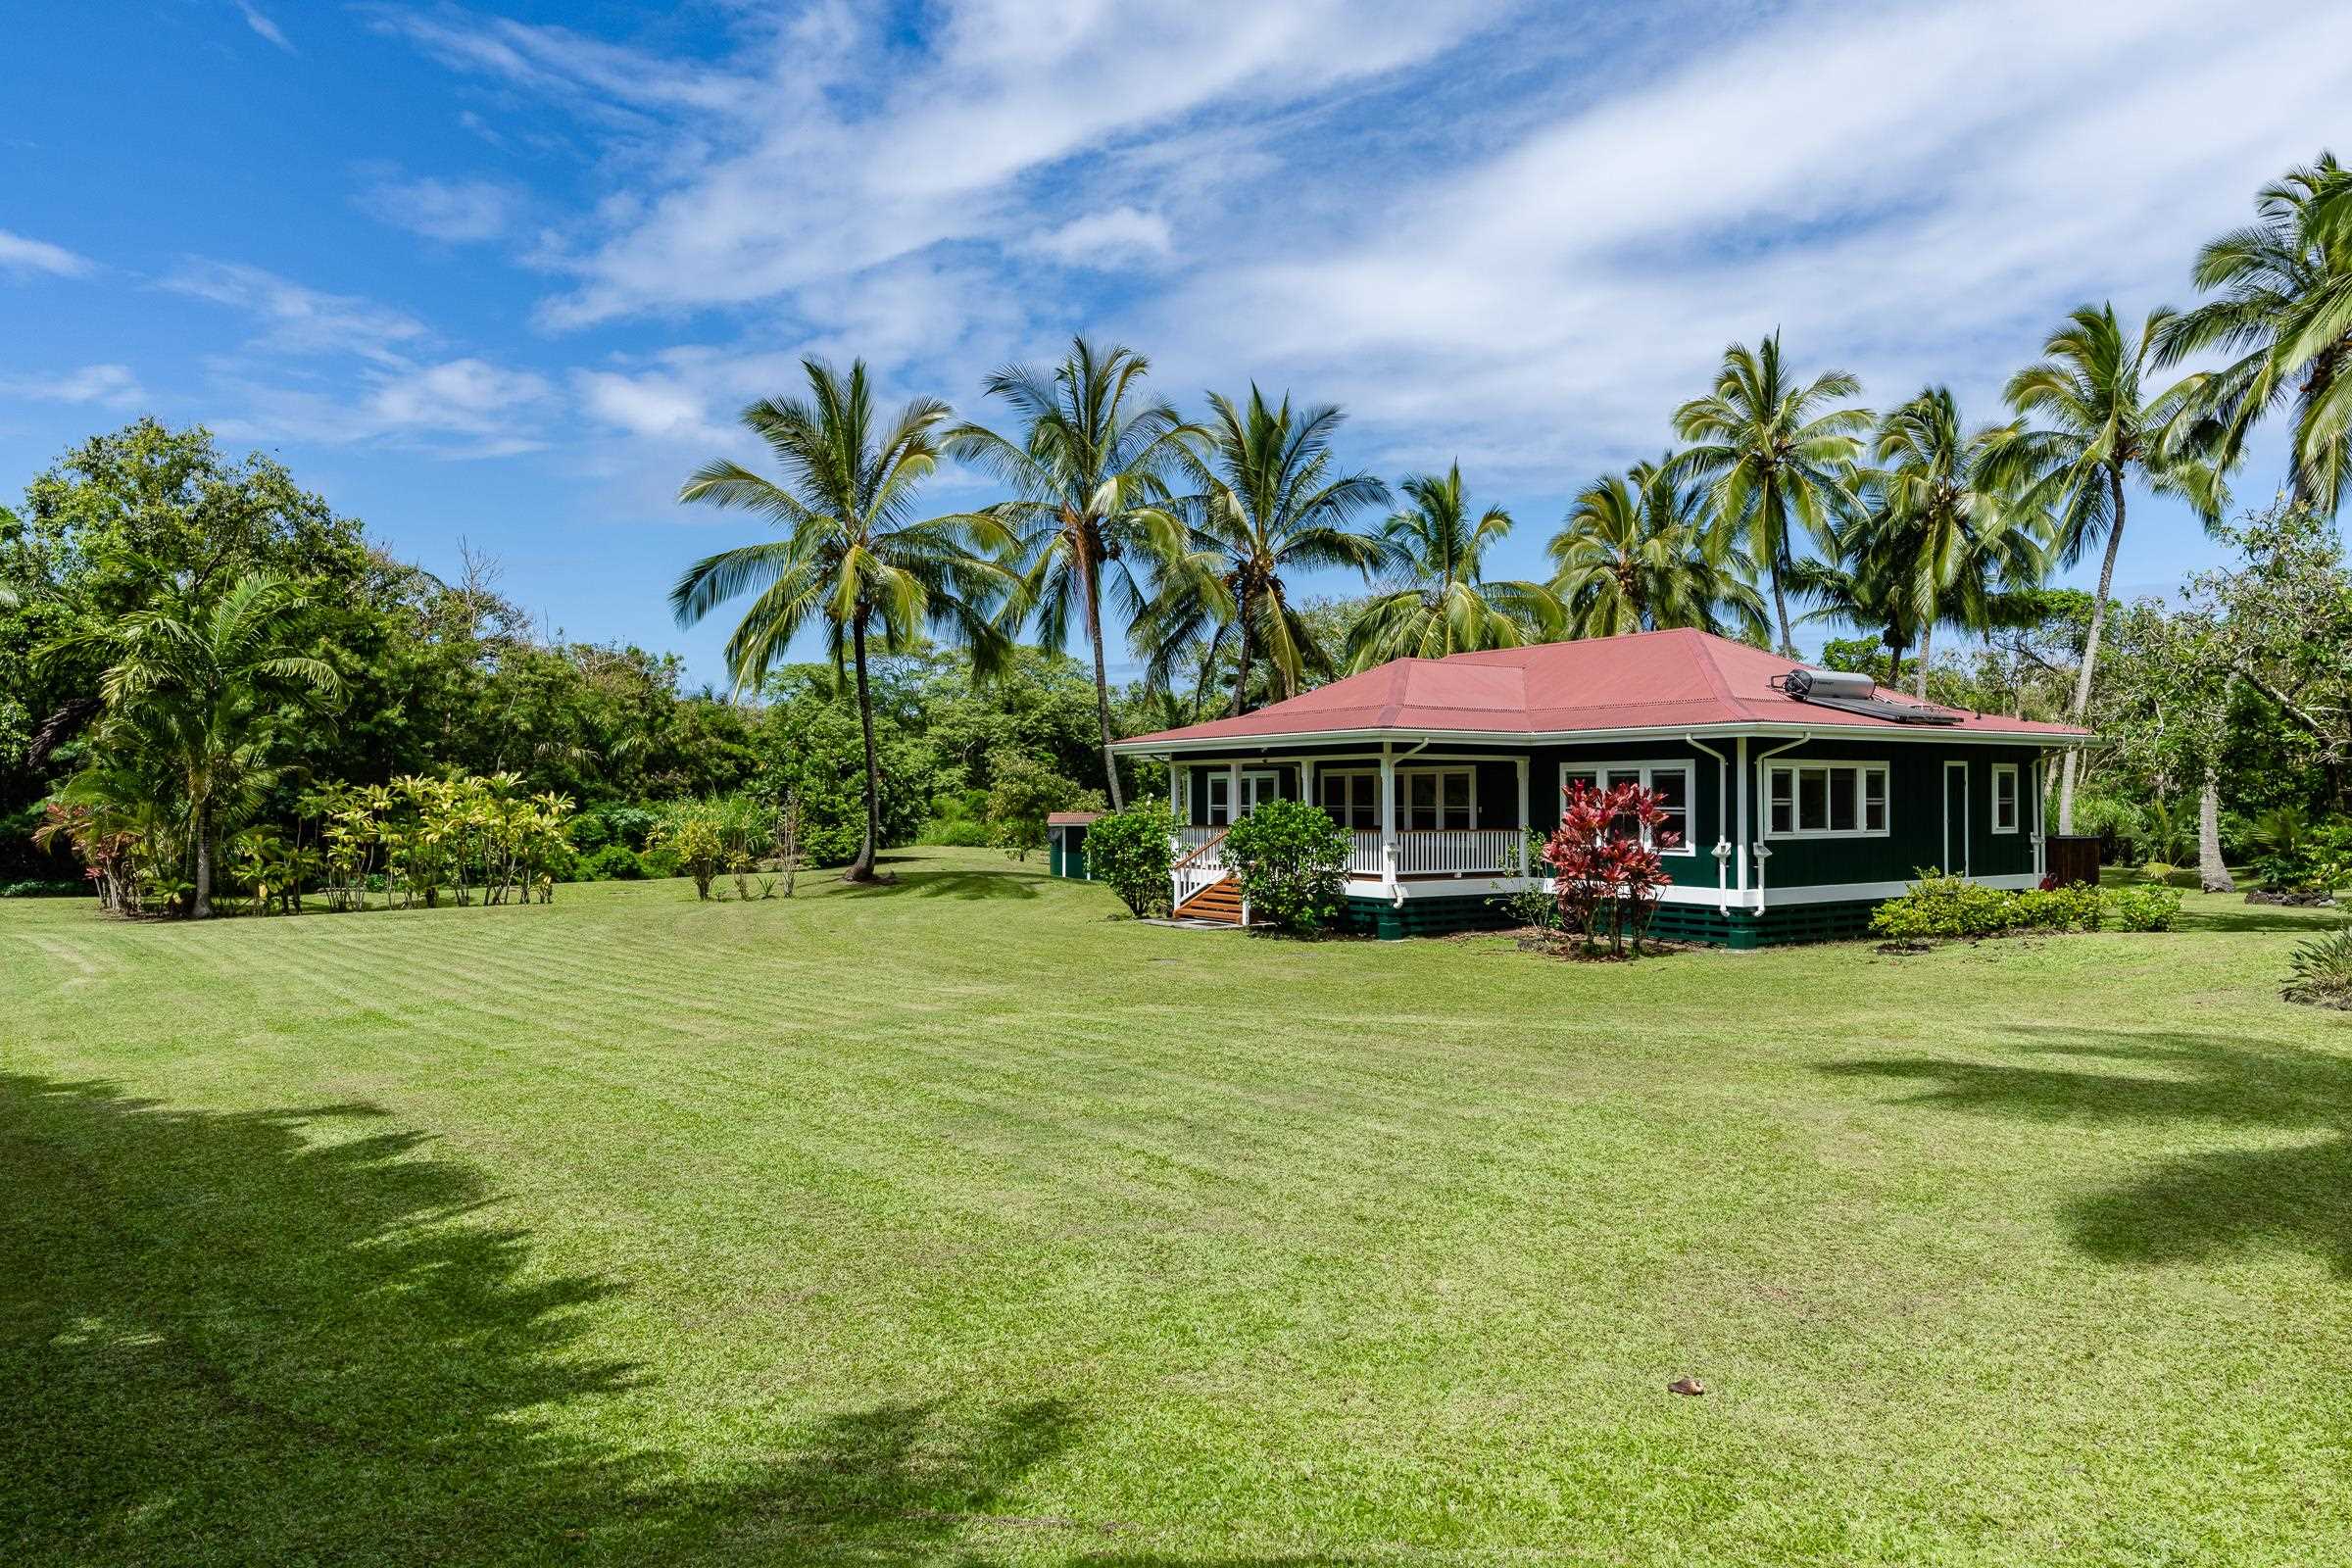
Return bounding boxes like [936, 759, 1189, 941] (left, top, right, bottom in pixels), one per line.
[1764, 760, 1891, 841]
[1558, 760, 1697, 857]
[1202, 771, 1231, 825]
[1317, 767, 1380, 829]
[1990, 763, 2020, 834]
[1396, 765, 1478, 831]
[1240, 769, 1280, 815]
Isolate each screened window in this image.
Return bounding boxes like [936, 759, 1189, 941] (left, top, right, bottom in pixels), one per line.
[1765, 762, 1890, 839]
[1560, 762, 1693, 855]
[1318, 769, 1378, 829]
[1991, 764, 2020, 834]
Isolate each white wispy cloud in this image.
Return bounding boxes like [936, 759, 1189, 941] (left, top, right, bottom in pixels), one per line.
[1027, 207, 1173, 269]
[234, 0, 295, 54]
[209, 356, 556, 457]
[0, 228, 93, 279]
[355, 172, 520, 242]
[163, 259, 432, 365]
[0, 364, 145, 408]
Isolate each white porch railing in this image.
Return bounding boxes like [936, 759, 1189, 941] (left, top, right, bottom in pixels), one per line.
[1176, 825, 1220, 855]
[1348, 830, 1384, 874]
[1171, 830, 1230, 910]
[1390, 828, 1524, 876]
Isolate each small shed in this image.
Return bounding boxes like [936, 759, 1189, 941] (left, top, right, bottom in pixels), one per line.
[1047, 810, 1104, 880]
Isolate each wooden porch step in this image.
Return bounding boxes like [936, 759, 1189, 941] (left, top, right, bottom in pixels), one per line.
[1176, 877, 1244, 923]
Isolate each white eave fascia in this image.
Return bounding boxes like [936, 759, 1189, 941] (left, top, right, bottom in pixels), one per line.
[1111, 717, 2092, 756]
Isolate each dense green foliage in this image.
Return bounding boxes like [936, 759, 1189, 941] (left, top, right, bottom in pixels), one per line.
[1084, 802, 1176, 917]
[2284, 921, 2352, 1008]
[1871, 873, 2157, 942]
[1220, 797, 1349, 934]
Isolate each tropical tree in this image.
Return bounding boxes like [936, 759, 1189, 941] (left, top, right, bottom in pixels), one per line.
[1140, 387, 1388, 713]
[1868, 387, 2048, 696]
[671, 358, 1015, 881]
[1671, 332, 1873, 654]
[945, 337, 1200, 809]
[1987, 304, 2226, 830]
[2159, 154, 2352, 516]
[48, 573, 339, 917]
[1343, 464, 1559, 670]
[1548, 458, 1769, 641]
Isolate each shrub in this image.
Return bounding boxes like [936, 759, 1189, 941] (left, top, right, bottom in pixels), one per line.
[638, 843, 684, 880]
[655, 800, 728, 899]
[915, 816, 994, 847]
[1086, 803, 1176, 918]
[2069, 794, 2145, 864]
[2284, 922, 2352, 1009]
[1544, 779, 1677, 956]
[2251, 817, 2352, 898]
[579, 843, 643, 881]
[1869, 870, 2018, 942]
[2011, 884, 2104, 933]
[1489, 882, 1562, 932]
[2104, 884, 2183, 932]
[1222, 798, 1349, 935]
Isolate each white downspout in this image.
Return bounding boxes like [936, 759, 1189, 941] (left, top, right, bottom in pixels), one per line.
[1734, 736, 1749, 906]
[1748, 734, 1811, 914]
[1687, 736, 1731, 914]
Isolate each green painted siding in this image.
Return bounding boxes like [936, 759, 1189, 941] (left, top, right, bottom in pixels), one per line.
[1529, 740, 1728, 890]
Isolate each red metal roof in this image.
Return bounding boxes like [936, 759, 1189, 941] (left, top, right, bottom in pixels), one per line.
[1116, 628, 2090, 748]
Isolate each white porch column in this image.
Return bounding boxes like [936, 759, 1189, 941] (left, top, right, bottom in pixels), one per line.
[1734, 737, 1749, 903]
[1299, 757, 1315, 817]
[1515, 756, 1530, 877]
[1168, 759, 1179, 815]
[1378, 742, 1397, 892]
[1228, 759, 1244, 824]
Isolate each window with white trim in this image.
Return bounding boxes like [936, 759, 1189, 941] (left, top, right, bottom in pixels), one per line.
[1991, 763, 2020, 834]
[1318, 768, 1379, 829]
[1203, 771, 1231, 825]
[1765, 761, 1889, 838]
[1560, 761, 1693, 855]
[1396, 766, 1475, 830]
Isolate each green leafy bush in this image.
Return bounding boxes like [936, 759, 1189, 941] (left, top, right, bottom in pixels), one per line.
[2251, 817, 2352, 898]
[2284, 922, 2352, 1009]
[2011, 884, 2104, 932]
[1222, 799, 1349, 935]
[752, 698, 936, 865]
[637, 843, 684, 880]
[1086, 803, 1176, 918]
[2068, 794, 2145, 864]
[1489, 883, 1563, 932]
[915, 816, 994, 847]
[1870, 870, 2019, 941]
[2103, 884, 2183, 932]
[579, 843, 643, 881]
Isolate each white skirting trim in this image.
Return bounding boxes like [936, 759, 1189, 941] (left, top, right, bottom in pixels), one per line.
[1344, 871, 2044, 908]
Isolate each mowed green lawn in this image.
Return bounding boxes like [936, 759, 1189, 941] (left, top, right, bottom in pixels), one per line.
[3, 850, 2349, 1566]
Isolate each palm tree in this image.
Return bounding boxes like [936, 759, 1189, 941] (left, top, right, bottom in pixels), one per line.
[672, 358, 1015, 881]
[1672, 332, 1873, 655]
[50, 573, 339, 918]
[1988, 304, 2226, 831]
[944, 337, 1200, 808]
[2158, 154, 2352, 515]
[1548, 458, 1769, 641]
[1343, 464, 1559, 670]
[1141, 387, 1388, 713]
[1871, 387, 2047, 697]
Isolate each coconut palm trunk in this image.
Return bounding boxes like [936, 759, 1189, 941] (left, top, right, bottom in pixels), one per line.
[848, 612, 883, 881]
[2197, 763, 2233, 892]
[191, 800, 214, 919]
[1080, 556, 1124, 809]
[1915, 620, 1933, 700]
[2058, 466, 2128, 833]
[1230, 584, 1252, 717]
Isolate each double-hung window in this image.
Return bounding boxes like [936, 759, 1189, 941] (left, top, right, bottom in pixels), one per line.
[1396, 767, 1475, 830]
[1318, 769, 1379, 829]
[1560, 761, 1693, 855]
[1765, 761, 1889, 839]
[1991, 763, 2021, 834]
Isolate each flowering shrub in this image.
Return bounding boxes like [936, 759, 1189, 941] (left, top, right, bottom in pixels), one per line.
[1544, 778, 1678, 956]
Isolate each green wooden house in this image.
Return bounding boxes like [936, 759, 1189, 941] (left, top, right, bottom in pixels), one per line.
[1110, 628, 2089, 945]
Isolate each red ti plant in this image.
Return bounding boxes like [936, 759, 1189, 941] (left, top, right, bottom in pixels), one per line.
[1543, 778, 1679, 956]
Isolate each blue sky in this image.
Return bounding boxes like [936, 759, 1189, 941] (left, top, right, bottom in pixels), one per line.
[4, 0, 2347, 687]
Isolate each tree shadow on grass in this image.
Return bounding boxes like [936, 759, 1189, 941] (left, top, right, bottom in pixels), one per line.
[1821, 1027, 2352, 1276]
[842, 868, 1042, 902]
[0, 1073, 1128, 1565]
